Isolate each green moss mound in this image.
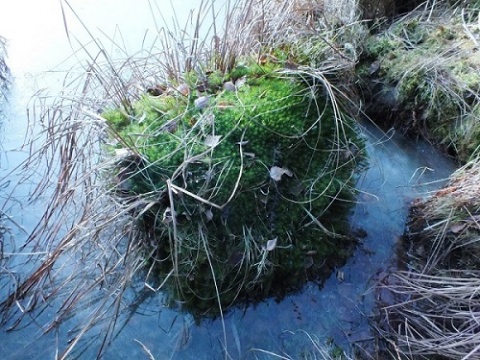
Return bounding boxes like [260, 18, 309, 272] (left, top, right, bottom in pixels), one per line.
[104, 62, 363, 315]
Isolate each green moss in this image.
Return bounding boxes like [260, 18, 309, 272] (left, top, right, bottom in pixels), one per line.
[104, 59, 363, 316]
[103, 108, 130, 128]
[359, 10, 480, 162]
[365, 35, 402, 58]
[228, 64, 250, 80]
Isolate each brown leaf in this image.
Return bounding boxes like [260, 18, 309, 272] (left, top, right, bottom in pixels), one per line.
[177, 83, 190, 96]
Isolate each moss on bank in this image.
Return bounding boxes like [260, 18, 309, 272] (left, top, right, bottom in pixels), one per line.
[103, 58, 364, 315]
[358, 2, 480, 162]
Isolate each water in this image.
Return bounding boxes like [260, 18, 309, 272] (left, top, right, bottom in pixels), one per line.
[0, 1, 457, 359]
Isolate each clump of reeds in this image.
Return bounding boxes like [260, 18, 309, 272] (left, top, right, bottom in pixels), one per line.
[0, 0, 368, 358]
[359, 0, 480, 162]
[378, 153, 480, 359]
[0, 36, 8, 100]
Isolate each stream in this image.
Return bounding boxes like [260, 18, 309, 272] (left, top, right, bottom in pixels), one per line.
[0, 1, 457, 359]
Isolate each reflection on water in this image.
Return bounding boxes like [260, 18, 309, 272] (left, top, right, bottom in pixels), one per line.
[97, 122, 456, 360]
[0, 1, 458, 359]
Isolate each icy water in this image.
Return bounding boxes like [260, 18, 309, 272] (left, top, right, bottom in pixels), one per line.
[0, 1, 457, 359]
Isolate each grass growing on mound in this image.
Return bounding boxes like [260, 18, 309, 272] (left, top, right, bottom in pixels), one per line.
[104, 59, 363, 314]
[359, 1, 480, 162]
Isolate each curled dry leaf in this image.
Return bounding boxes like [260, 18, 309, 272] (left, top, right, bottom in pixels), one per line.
[265, 237, 278, 251]
[195, 96, 210, 109]
[177, 83, 190, 96]
[223, 81, 236, 92]
[450, 222, 466, 234]
[205, 135, 222, 148]
[269, 166, 293, 181]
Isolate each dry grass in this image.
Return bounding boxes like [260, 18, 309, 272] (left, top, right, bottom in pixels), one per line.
[0, 0, 367, 358]
[0, 36, 8, 100]
[378, 153, 480, 359]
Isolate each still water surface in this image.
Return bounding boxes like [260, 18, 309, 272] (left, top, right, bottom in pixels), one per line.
[0, 1, 457, 359]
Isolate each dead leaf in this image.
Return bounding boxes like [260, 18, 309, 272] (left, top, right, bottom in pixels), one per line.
[269, 166, 293, 181]
[205, 135, 221, 148]
[223, 81, 236, 91]
[265, 237, 278, 251]
[204, 209, 213, 221]
[216, 101, 234, 110]
[450, 222, 467, 234]
[195, 96, 209, 109]
[177, 83, 190, 96]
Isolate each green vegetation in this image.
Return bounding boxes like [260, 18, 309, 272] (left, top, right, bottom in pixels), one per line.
[104, 59, 363, 314]
[359, 3, 480, 161]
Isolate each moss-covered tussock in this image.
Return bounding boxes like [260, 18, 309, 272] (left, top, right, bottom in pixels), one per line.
[359, 2, 480, 162]
[104, 60, 363, 313]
